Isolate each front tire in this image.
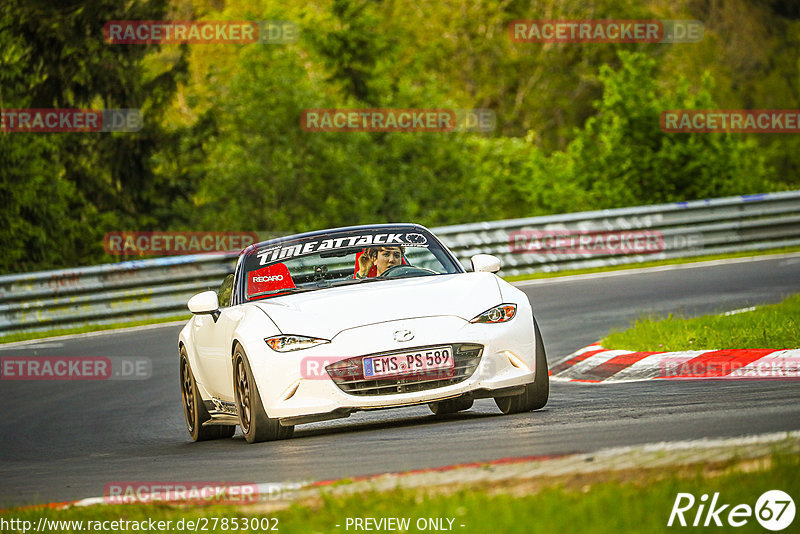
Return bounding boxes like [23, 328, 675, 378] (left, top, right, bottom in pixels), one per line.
[494, 319, 549, 414]
[233, 343, 294, 443]
[180, 347, 236, 441]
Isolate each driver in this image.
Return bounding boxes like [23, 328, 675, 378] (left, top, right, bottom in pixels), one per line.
[355, 245, 405, 279]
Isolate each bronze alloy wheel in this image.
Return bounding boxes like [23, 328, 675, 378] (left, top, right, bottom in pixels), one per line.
[235, 355, 252, 434]
[180, 347, 236, 441]
[180, 357, 197, 432]
[232, 343, 294, 443]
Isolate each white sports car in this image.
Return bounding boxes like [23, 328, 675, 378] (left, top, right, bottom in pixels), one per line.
[178, 224, 548, 443]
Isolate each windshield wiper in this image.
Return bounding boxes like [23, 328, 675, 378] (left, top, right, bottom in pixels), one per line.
[330, 277, 388, 288]
[248, 287, 316, 299]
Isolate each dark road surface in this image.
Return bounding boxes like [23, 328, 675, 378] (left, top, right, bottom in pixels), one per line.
[2, 254, 798, 506]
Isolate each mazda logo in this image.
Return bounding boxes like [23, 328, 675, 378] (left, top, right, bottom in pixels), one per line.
[393, 329, 414, 342]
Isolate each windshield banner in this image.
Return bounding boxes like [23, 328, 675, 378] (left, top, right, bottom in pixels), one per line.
[254, 232, 428, 265]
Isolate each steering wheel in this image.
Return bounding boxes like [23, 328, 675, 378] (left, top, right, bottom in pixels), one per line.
[379, 265, 438, 278]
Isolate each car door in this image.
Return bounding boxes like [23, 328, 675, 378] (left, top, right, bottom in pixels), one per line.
[190, 275, 239, 400]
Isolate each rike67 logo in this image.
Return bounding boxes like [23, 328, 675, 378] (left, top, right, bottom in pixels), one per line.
[668, 490, 795, 531]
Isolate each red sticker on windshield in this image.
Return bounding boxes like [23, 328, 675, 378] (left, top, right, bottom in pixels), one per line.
[247, 263, 295, 298]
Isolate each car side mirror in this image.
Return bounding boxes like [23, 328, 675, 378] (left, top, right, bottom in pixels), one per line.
[188, 290, 220, 321]
[471, 254, 501, 273]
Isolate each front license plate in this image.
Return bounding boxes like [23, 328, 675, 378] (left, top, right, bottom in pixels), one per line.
[363, 346, 454, 379]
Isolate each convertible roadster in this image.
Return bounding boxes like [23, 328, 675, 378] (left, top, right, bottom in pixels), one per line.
[178, 224, 548, 443]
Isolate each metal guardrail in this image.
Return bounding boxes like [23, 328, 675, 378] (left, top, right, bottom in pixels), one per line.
[0, 254, 237, 335]
[1, 191, 799, 335]
[437, 190, 800, 276]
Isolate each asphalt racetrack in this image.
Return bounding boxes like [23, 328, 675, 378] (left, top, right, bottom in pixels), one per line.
[2, 254, 799, 506]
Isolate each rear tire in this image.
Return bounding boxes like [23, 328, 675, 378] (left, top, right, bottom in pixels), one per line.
[494, 319, 549, 414]
[429, 397, 474, 415]
[233, 343, 294, 443]
[180, 347, 236, 441]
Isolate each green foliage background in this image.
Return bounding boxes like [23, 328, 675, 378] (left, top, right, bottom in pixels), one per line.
[1, 0, 798, 274]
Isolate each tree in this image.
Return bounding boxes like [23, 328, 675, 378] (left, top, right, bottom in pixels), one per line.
[566, 51, 770, 208]
[0, 0, 188, 273]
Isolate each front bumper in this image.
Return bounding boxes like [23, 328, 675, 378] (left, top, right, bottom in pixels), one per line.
[241, 315, 538, 424]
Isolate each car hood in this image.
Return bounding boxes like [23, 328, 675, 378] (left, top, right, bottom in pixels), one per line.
[251, 273, 501, 339]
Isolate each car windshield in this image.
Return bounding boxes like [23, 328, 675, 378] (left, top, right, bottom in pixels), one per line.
[240, 227, 460, 301]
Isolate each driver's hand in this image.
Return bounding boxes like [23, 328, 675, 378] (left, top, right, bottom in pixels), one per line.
[357, 253, 374, 278]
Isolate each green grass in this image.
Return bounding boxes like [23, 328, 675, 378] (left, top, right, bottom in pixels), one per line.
[603, 294, 800, 351]
[502, 245, 800, 282]
[3, 453, 797, 533]
[0, 314, 191, 345]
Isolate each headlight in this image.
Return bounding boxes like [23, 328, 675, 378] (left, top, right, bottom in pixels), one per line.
[265, 335, 330, 352]
[469, 304, 517, 324]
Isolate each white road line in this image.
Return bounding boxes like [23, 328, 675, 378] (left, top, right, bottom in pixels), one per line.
[722, 306, 756, 316]
[0, 320, 187, 348]
[0, 342, 65, 351]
